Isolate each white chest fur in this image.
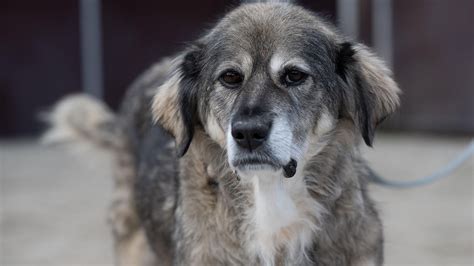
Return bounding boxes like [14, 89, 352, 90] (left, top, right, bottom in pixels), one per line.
[242, 170, 323, 266]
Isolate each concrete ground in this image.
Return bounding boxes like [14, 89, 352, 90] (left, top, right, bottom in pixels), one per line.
[1, 134, 473, 266]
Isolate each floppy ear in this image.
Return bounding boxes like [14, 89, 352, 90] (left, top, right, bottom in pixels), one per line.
[151, 46, 203, 156]
[336, 42, 401, 146]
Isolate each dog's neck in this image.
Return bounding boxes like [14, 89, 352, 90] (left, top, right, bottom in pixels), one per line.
[186, 130, 318, 264]
[238, 167, 324, 265]
[185, 124, 361, 265]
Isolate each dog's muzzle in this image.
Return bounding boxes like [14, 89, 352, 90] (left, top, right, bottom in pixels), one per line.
[231, 117, 272, 152]
[229, 115, 298, 178]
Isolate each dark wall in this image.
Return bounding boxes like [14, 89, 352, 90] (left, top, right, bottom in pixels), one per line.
[1, 1, 81, 137]
[393, 0, 474, 133]
[0, 0, 335, 137]
[2, 1, 473, 137]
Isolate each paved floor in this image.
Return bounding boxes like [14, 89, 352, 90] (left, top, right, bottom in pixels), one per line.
[1, 134, 473, 266]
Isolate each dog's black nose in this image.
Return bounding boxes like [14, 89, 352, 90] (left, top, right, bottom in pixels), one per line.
[231, 119, 271, 151]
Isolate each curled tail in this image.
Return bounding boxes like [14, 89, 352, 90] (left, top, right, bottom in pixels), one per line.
[42, 94, 143, 258]
[42, 94, 124, 150]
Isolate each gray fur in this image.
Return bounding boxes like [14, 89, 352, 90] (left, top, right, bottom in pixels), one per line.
[46, 2, 400, 266]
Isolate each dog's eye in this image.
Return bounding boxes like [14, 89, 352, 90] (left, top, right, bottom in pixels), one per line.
[219, 71, 243, 88]
[283, 69, 308, 86]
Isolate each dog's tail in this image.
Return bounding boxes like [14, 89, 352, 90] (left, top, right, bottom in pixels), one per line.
[41, 94, 124, 151]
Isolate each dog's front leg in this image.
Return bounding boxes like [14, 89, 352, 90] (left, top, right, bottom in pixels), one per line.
[107, 151, 159, 266]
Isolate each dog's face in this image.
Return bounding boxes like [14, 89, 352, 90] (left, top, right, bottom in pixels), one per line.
[152, 3, 400, 177]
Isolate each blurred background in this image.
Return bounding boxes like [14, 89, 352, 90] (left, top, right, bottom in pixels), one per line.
[0, 0, 473, 265]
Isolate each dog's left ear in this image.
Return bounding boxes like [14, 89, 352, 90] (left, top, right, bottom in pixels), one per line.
[336, 42, 401, 146]
[151, 45, 203, 157]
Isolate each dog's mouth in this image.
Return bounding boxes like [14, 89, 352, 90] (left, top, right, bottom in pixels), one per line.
[231, 157, 297, 178]
[233, 157, 280, 170]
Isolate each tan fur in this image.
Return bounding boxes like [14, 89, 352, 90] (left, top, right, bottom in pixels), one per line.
[151, 73, 185, 143]
[115, 228, 157, 266]
[353, 44, 401, 122]
[42, 94, 119, 148]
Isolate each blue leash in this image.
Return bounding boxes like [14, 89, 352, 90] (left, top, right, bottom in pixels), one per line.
[370, 140, 474, 188]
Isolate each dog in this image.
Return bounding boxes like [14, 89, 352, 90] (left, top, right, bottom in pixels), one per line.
[44, 1, 400, 265]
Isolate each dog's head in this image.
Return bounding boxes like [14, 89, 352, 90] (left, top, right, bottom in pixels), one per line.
[152, 3, 400, 177]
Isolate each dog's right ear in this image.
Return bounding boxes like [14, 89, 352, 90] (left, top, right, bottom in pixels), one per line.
[151, 46, 203, 157]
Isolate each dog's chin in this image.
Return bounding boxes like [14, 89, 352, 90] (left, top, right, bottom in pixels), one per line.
[230, 159, 284, 179]
[236, 166, 284, 181]
[236, 163, 279, 173]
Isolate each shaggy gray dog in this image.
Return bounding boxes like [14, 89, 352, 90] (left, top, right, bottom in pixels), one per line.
[45, 1, 400, 265]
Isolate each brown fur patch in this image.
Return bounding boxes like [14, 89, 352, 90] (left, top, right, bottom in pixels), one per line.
[151, 74, 185, 143]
